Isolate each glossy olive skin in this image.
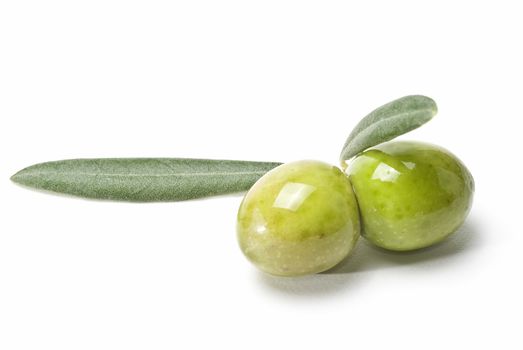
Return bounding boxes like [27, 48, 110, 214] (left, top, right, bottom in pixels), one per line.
[237, 161, 360, 276]
[345, 141, 474, 251]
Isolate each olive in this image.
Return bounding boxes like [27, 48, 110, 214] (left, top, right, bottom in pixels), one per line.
[237, 160, 360, 276]
[345, 141, 474, 251]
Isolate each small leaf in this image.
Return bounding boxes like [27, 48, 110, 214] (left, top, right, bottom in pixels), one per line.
[340, 95, 438, 161]
[11, 158, 282, 202]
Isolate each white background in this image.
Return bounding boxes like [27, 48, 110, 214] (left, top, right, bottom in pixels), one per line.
[0, 1, 521, 349]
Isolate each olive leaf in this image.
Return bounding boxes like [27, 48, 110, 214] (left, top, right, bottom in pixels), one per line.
[10, 158, 282, 202]
[340, 95, 438, 161]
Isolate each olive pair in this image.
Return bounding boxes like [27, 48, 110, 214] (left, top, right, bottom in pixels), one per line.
[237, 141, 474, 277]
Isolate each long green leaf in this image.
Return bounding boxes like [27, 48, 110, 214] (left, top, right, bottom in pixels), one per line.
[340, 95, 438, 161]
[11, 158, 282, 202]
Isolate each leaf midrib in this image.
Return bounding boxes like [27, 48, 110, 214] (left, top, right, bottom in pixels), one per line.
[17, 170, 270, 178]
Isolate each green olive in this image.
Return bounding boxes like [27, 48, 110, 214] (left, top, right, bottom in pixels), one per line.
[237, 160, 360, 276]
[345, 141, 474, 251]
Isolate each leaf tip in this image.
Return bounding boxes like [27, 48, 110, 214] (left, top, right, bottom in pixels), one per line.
[10, 167, 34, 186]
[412, 94, 438, 116]
[10, 170, 22, 183]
